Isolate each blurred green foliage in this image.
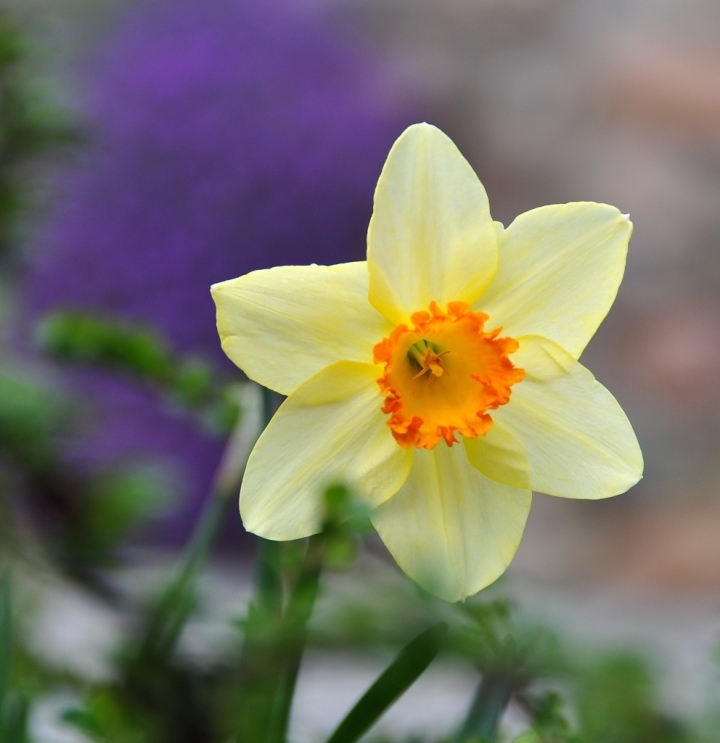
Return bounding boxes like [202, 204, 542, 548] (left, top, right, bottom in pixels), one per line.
[37, 311, 240, 434]
[0, 14, 77, 268]
[0, 367, 171, 584]
[575, 655, 689, 743]
[0, 4, 171, 589]
[0, 575, 30, 743]
[514, 691, 577, 743]
[1, 475, 717, 743]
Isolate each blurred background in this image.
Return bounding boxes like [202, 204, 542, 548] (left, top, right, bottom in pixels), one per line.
[1, 0, 720, 740]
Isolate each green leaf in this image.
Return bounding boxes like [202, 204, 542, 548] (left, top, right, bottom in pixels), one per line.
[35, 311, 240, 433]
[36, 312, 174, 384]
[325, 622, 448, 743]
[61, 707, 104, 738]
[0, 374, 67, 473]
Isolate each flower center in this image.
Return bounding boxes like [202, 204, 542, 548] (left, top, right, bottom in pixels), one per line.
[373, 301, 524, 449]
[407, 339, 451, 380]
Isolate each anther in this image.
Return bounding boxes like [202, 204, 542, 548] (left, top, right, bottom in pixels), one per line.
[409, 340, 450, 380]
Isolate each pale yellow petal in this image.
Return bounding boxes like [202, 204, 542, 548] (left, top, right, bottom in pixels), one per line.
[367, 123, 498, 324]
[463, 419, 530, 490]
[212, 262, 391, 396]
[240, 362, 412, 540]
[371, 444, 531, 602]
[465, 336, 643, 499]
[477, 203, 632, 359]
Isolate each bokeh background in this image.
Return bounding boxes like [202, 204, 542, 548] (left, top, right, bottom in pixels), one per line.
[3, 0, 720, 740]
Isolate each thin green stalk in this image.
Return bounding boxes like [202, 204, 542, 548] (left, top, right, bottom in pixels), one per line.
[236, 533, 326, 743]
[268, 533, 326, 743]
[455, 673, 514, 743]
[256, 537, 283, 617]
[140, 491, 230, 659]
[140, 383, 262, 660]
[235, 388, 326, 743]
[0, 573, 10, 711]
[235, 386, 289, 743]
[235, 537, 285, 743]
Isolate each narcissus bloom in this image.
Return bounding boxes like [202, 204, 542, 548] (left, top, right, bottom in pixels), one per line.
[212, 123, 643, 602]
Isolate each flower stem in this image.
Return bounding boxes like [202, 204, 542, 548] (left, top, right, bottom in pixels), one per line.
[235, 537, 285, 743]
[235, 387, 327, 743]
[268, 533, 326, 743]
[236, 534, 326, 743]
[455, 673, 514, 743]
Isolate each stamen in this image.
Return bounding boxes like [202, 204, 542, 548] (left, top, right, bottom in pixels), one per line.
[407, 339, 440, 369]
[410, 341, 451, 381]
[374, 301, 524, 450]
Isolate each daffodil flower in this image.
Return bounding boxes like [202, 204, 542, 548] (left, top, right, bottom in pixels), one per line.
[212, 123, 643, 602]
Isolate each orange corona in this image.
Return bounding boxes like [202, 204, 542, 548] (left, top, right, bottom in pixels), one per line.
[373, 301, 525, 449]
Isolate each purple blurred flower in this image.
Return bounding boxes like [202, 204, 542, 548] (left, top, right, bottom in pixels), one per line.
[25, 0, 412, 542]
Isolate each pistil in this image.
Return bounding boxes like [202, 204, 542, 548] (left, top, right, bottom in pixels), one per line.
[408, 339, 450, 380]
[375, 301, 524, 449]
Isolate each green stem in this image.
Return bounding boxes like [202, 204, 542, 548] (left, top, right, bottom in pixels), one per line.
[140, 491, 229, 659]
[0, 573, 12, 713]
[140, 383, 261, 660]
[268, 533, 326, 743]
[236, 533, 326, 743]
[235, 388, 325, 742]
[455, 673, 514, 743]
[235, 537, 285, 743]
[235, 387, 291, 743]
[256, 537, 283, 617]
